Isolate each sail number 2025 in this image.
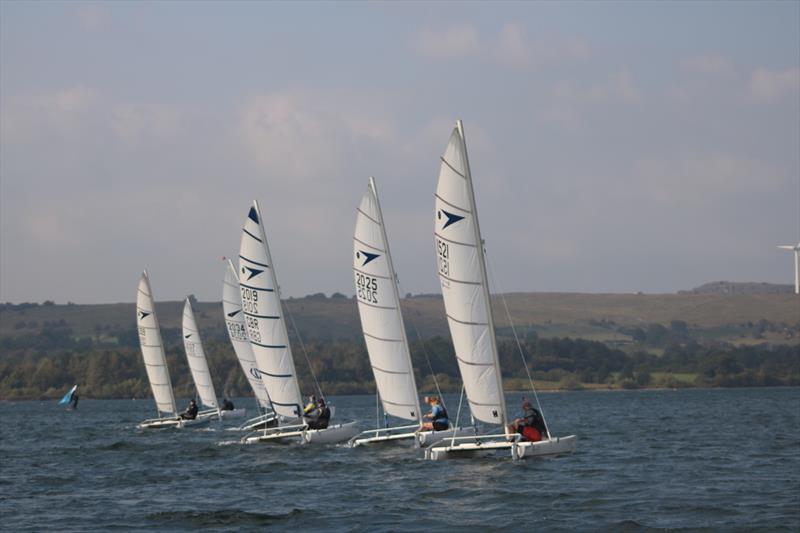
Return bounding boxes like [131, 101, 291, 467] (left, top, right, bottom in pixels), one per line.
[355, 273, 378, 304]
[436, 238, 449, 276]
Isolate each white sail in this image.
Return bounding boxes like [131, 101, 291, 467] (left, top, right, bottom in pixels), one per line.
[353, 177, 421, 422]
[434, 121, 507, 426]
[223, 259, 272, 411]
[182, 298, 219, 410]
[136, 271, 177, 416]
[238, 201, 303, 419]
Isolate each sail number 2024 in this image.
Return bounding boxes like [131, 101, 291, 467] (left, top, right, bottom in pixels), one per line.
[355, 273, 378, 304]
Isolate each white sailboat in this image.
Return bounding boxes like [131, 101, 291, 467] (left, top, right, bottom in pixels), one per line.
[349, 177, 475, 447]
[425, 121, 576, 460]
[136, 271, 205, 429]
[182, 298, 222, 422]
[222, 259, 278, 430]
[238, 201, 359, 445]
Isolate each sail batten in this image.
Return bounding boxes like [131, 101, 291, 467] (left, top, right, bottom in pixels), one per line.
[435, 122, 507, 427]
[354, 177, 421, 423]
[136, 272, 177, 416]
[239, 201, 303, 419]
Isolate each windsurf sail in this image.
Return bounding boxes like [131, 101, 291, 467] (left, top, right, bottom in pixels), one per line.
[59, 384, 77, 405]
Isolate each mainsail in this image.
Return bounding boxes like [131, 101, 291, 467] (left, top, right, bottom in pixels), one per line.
[434, 121, 507, 427]
[353, 177, 421, 422]
[136, 271, 177, 416]
[223, 259, 272, 411]
[238, 201, 303, 419]
[182, 298, 219, 410]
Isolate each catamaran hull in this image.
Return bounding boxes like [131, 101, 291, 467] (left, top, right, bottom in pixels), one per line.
[350, 426, 477, 448]
[417, 426, 476, 447]
[237, 412, 279, 431]
[219, 408, 247, 419]
[426, 435, 577, 461]
[303, 421, 360, 445]
[137, 416, 211, 429]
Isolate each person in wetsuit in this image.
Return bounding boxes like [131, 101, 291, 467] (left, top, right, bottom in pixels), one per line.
[221, 398, 235, 411]
[70, 392, 79, 410]
[421, 396, 449, 431]
[508, 399, 548, 442]
[303, 396, 330, 430]
[179, 399, 198, 420]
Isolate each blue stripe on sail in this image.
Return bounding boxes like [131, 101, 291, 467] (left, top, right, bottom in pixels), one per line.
[239, 282, 274, 292]
[243, 228, 262, 243]
[239, 255, 269, 268]
[251, 341, 287, 349]
[248, 206, 259, 223]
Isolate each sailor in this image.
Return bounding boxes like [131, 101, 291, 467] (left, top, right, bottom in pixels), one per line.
[303, 394, 317, 416]
[179, 399, 198, 420]
[508, 399, 547, 442]
[70, 392, 79, 410]
[420, 396, 449, 431]
[304, 396, 330, 430]
[221, 398, 235, 411]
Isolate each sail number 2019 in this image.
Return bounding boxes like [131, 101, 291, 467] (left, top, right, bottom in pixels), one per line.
[355, 273, 378, 304]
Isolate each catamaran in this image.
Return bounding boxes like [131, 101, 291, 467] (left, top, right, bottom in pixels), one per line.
[425, 121, 577, 460]
[349, 177, 475, 448]
[222, 259, 278, 430]
[136, 271, 206, 429]
[182, 297, 223, 422]
[238, 201, 359, 445]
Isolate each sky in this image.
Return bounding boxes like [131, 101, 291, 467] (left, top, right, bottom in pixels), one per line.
[1, 1, 798, 304]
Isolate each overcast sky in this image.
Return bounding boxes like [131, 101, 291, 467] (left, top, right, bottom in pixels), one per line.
[1, 1, 798, 304]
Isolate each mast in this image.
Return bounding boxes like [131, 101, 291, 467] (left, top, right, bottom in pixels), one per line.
[369, 176, 423, 426]
[456, 120, 508, 431]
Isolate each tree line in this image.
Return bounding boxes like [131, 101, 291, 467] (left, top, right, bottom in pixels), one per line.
[1, 328, 797, 400]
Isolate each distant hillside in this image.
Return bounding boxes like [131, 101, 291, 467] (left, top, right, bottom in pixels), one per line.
[679, 281, 794, 295]
[1, 291, 797, 346]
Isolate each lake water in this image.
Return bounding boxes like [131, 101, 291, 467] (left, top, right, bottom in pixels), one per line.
[1, 388, 799, 532]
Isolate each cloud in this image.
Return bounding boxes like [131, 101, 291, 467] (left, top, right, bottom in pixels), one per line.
[633, 153, 785, 206]
[411, 24, 479, 59]
[412, 22, 590, 71]
[680, 52, 735, 76]
[543, 71, 641, 128]
[748, 67, 800, 101]
[495, 23, 590, 69]
[75, 5, 108, 31]
[237, 90, 396, 182]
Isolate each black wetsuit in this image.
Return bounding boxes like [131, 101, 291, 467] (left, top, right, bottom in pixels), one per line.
[180, 403, 198, 420]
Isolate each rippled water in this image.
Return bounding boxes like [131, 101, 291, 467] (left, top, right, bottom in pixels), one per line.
[2, 388, 799, 532]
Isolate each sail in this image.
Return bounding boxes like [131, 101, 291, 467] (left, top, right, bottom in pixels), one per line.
[58, 384, 77, 405]
[136, 271, 177, 416]
[434, 122, 507, 426]
[238, 201, 303, 419]
[182, 298, 219, 410]
[353, 177, 421, 422]
[223, 259, 272, 411]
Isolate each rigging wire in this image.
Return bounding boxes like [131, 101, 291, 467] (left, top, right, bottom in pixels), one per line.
[485, 253, 552, 437]
[396, 279, 449, 411]
[283, 297, 324, 400]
